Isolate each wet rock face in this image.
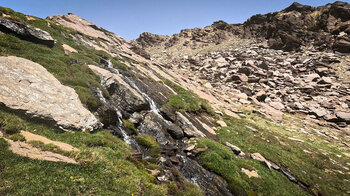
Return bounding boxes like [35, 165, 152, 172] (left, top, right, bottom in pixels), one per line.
[88, 65, 149, 114]
[179, 156, 233, 196]
[0, 56, 101, 131]
[0, 17, 55, 47]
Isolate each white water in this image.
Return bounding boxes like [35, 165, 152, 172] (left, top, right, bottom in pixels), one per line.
[107, 60, 161, 115]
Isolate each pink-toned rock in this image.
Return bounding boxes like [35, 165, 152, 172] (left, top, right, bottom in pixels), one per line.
[269, 102, 285, 110]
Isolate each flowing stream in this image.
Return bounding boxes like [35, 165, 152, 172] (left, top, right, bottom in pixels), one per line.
[100, 60, 234, 195]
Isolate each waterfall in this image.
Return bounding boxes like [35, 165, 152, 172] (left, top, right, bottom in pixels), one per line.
[95, 85, 141, 151]
[106, 60, 161, 115]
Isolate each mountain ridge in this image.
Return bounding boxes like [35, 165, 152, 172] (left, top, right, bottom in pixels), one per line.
[0, 2, 349, 195]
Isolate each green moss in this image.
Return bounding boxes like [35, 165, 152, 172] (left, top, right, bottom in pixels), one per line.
[7, 133, 26, 142]
[123, 119, 138, 135]
[163, 79, 214, 115]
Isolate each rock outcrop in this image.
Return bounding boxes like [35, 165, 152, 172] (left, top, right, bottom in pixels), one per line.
[135, 1, 350, 54]
[0, 17, 55, 47]
[0, 56, 101, 131]
[88, 65, 149, 113]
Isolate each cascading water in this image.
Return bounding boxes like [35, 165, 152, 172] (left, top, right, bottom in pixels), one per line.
[95, 83, 141, 151]
[106, 60, 161, 115]
[103, 60, 233, 194]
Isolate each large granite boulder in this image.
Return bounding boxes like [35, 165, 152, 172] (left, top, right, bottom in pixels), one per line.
[0, 17, 55, 47]
[0, 56, 101, 131]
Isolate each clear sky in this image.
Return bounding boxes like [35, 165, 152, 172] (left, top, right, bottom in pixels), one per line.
[1, 0, 349, 40]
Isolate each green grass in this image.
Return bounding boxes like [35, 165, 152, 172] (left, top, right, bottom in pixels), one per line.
[197, 113, 350, 195]
[0, 112, 25, 134]
[0, 7, 117, 111]
[7, 133, 26, 142]
[0, 108, 170, 195]
[136, 135, 161, 158]
[0, 108, 207, 195]
[0, 7, 28, 23]
[196, 138, 306, 195]
[163, 79, 214, 115]
[123, 119, 138, 135]
[28, 140, 74, 157]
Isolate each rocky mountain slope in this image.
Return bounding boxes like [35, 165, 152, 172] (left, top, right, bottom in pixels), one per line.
[0, 2, 349, 196]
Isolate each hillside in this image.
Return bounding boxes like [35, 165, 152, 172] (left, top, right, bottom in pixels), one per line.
[0, 2, 350, 196]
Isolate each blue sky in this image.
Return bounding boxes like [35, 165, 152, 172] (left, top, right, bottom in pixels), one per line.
[1, 0, 348, 40]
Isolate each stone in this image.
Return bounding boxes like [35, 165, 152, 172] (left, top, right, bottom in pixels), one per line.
[255, 90, 267, 102]
[305, 73, 320, 82]
[88, 65, 149, 113]
[0, 17, 55, 47]
[204, 82, 213, 89]
[139, 112, 170, 145]
[334, 38, 350, 53]
[230, 74, 248, 82]
[241, 168, 260, 178]
[62, 44, 77, 54]
[318, 77, 332, 84]
[238, 67, 251, 76]
[309, 107, 328, 118]
[269, 102, 285, 111]
[167, 123, 184, 139]
[258, 61, 268, 70]
[176, 112, 205, 137]
[184, 144, 196, 152]
[216, 120, 227, 127]
[251, 153, 272, 170]
[169, 156, 180, 164]
[224, 142, 242, 155]
[335, 111, 350, 123]
[0, 56, 101, 131]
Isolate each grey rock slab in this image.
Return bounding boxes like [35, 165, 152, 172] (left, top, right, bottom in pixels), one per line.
[0, 17, 55, 47]
[0, 56, 101, 131]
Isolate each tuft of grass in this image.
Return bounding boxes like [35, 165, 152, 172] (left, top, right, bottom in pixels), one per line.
[136, 134, 159, 148]
[136, 135, 161, 158]
[123, 119, 138, 135]
[167, 180, 203, 196]
[7, 133, 26, 142]
[0, 113, 25, 134]
[163, 79, 214, 115]
[28, 140, 74, 157]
